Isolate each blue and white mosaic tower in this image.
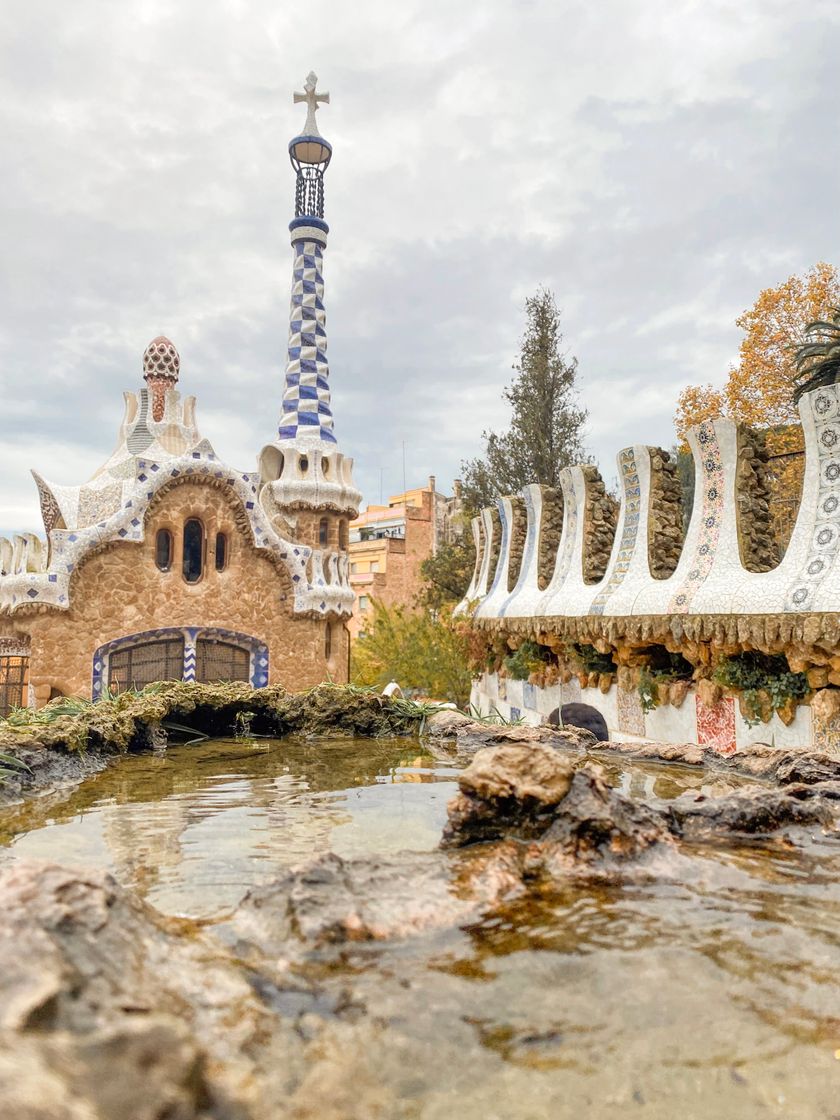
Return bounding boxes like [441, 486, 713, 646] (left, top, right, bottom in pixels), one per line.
[258, 72, 361, 521]
[278, 72, 336, 445]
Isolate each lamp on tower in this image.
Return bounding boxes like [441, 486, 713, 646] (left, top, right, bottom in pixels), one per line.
[289, 71, 332, 221]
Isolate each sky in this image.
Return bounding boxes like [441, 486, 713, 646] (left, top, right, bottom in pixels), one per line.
[1, 0, 839, 533]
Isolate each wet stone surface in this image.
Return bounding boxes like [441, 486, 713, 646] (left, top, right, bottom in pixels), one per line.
[2, 735, 840, 1118]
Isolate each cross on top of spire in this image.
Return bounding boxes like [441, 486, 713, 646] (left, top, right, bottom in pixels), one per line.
[294, 71, 329, 137]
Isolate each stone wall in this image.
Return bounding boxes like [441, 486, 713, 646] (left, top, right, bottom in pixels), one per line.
[735, 426, 777, 572]
[9, 482, 347, 705]
[506, 497, 527, 593]
[647, 448, 683, 579]
[537, 486, 563, 590]
[470, 672, 831, 755]
[581, 465, 618, 584]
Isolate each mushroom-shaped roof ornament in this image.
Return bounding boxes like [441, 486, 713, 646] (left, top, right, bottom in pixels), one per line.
[142, 336, 180, 383]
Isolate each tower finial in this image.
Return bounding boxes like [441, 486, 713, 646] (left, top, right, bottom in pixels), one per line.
[293, 71, 330, 137]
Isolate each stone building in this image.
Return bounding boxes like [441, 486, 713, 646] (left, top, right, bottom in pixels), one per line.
[348, 477, 464, 639]
[0, 72, 361, 713]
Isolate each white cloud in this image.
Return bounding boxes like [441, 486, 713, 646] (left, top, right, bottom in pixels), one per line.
[1, 0, 839, 529]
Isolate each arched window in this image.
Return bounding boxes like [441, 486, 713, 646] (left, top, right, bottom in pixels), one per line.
[215, 532, 228, 572]
[319, 518, 329, 547]
[338, 519, 349, 549]
[299, 455, 309, 473]
[155, 528, 173, 572]
[182, 519, 205, 583]
[108, 636, 184, 695]
[324, 622, 332, 660]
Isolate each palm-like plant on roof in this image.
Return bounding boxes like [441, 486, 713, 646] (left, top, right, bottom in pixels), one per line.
[793, 307, 840, 403]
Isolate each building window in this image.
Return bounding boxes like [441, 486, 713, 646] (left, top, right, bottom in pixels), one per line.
[339, 519, 349, 549]
[359, 595, 369, 611]
[319, 518, 329, 547]
[324, 622, 332, 660]
[215, 532, 228, 571]
[299, 455, 309, 473]
[0, 654, 28, 716]
[370, 560, 379, 572]
[182, 518, 205, 583]
[155, 528, 173, 571]
[195, 638, 250, 683]
[108, 638, 184, 695]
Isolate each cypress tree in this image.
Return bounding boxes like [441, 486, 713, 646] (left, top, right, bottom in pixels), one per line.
[461, 289, 587, 511]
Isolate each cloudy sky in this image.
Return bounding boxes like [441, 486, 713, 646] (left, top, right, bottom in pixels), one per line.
[1, 0, 839, 533]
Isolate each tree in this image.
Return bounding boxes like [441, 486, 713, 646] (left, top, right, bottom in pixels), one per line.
[675, 262, 840, 445]
[461, 289, 587, 512]
[419, 533, 476, 611]
[793, 306, 840, 402]
[673, 384, 726, 449]
[673, 263, 839, 555]
[351, 601, 473, 706]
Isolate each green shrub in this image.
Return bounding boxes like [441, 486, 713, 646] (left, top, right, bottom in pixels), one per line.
[636, 649, 694, 713]
[503, 640, 552, 681]
[714, 652, 808, 725]
[566, 643, 616, 675]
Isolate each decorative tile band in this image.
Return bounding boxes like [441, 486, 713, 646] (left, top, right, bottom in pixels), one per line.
[590, 447, 640, 615]
[667, 421, 724, 613]
[784, 389, 840, 611]
[278, 238, 336, 445]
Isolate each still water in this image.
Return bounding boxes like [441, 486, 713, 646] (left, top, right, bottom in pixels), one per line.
[2, 737, 839, 1117]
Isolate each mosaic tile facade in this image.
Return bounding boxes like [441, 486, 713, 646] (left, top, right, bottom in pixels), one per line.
[460, 393, 840, 753]
[812, 706, 840, 759]
[667, 421, 724, 613]
[617, 685, 646, 736]
[460, 393, 840, 628]
[784, 389, 840, 611]
[695, 695, 737, 756]
[590, 448, 640, 615]
[278, 238, 336, 445]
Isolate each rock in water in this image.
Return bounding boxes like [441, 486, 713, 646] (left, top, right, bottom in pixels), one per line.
[457, 743, 575, 805]
[442, 744, 671, 868]
[0, 861, 276, 1118]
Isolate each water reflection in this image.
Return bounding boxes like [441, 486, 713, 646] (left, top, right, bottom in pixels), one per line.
[0, 738, 459, 918]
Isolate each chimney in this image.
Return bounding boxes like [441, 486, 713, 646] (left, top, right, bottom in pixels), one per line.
[453, 479, 462, 499]
[428, 475, 436, 492]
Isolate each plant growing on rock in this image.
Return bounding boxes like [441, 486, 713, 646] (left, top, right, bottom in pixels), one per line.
[0, 751, 30, 784]
[502, 640, 553, 682]
[713, 652, 808, 726]
[566, 643, 616, 675]
[636, 651, 694, 713]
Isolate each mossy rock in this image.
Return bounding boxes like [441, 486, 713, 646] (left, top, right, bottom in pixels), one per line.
[0, 682, 432, 759]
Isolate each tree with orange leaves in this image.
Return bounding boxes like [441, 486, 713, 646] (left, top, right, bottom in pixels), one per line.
[674, 262, 840, 447]
[674, 262, 840, 551]
[673, 384, 726, 448]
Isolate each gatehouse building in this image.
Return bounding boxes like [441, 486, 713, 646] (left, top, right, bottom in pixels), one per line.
[0, 72, 360, 712]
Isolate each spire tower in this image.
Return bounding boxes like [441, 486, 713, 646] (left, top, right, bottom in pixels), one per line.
[258, 72, 361, 523]
[278, 71, 335, 445]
